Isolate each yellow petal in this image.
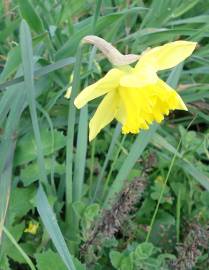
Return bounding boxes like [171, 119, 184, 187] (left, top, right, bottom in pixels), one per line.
[64, 86, 72, 99]
[156, 79, 188, 111]
[89, 91, 119, 141]
[115, 100, 126, 124]
[74, 68, 123, 109]
[24, 222, 39, 235]
[136, 41, 197, 71]
[120, 66, 158, 88]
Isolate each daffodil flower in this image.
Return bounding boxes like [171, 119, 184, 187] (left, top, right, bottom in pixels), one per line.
[74, 41, 196, 141]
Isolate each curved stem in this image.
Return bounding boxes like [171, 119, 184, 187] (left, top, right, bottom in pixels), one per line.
[3, 226, 36, 270]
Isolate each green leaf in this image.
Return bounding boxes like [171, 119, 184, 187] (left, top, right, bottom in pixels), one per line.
[151, 178, 173, 204]
[0, 143, 15, 243]
[3, 224, 26, 264]
[0, 255, 11, 270]
[120, 256, 133, 270]
[0, 56, 75, 90]
[14, 129, 66, 166]
[20, 159, 65, 186]
[36, 250, 86, 270]
[65, 44, 82, 225]
[36, 186, 76, 270]
[18, 0, 44, 33]
[110, 250, 123, 269]
[83, 204, 100, 221]
[8, 186, 35, 224]
[0, 46, 21, 83]
[36, 249, 68, 270]
[73, 106, 88, 202]
[20, 19, 47, 184]
[134, 243, 154, 260]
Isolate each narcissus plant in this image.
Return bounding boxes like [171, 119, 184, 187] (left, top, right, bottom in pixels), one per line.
[74, 37, 196, 141]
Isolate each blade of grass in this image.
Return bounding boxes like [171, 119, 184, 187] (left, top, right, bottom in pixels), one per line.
[36, 186, 76, 270]
[89, 137, 96, 199]
[92, 0, 103, 33]
[73, 106, 88, 202]
[0, 57, 75, 90]
[73, 48, 97, 205]
[0, 85, 26, 241]
[20, 19, 47, 184]
[36, 103, 56, 193]
[2, 226, 36, 270]
[18, 0, 44, 33]
[71, 1, 102, 235]
[65, 44, 82, 225]
[71, 0, 103, 233]
[0, 95, 41, 253]
[176, 189, 181, 243]
[0, 143, 15, 243]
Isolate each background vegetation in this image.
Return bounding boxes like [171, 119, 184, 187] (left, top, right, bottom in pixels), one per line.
[0, 0, 209, 269]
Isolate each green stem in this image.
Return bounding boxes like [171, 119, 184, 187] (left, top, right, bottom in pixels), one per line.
[176, 189, 181, 243]
[65, 45, 82, 225]
[145, 116, 196, 242]
[89, 138, 96, 199]
[102, 135, 126, 199]
[92, 123, 121, 202]
[3, 226, 36, 270]
[145, 139, 182, 242]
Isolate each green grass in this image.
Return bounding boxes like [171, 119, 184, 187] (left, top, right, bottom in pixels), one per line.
[0, 0, 209, 270]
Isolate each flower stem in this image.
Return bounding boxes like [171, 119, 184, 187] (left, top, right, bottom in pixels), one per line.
[145, 116, 197, 242]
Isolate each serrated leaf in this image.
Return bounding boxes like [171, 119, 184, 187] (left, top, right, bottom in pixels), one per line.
[7, 186, 35, 224]
[14, 129, 66, 166]
[35, 249, 68, 270]
[20, 159, 65, 186]
[110, 250, 123, 269]
[0, 255, 11, 270]
[134, 242, 154, 260]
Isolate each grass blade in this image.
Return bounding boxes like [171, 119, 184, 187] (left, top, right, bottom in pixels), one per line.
[0, 57, 75, 90]
[0, 84, 26, 242]
[20, 19, 47, 184]
[18, 0, 44, 33]
[3, 226, 36, 270]
[65, 45, 82, 224]
[73, 106, 88, 202]
[36, 186, 76, 270]
[0, 143, 15, 243]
